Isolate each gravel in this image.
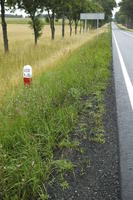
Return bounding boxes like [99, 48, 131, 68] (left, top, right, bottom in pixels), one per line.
[47, 62, 121, 200]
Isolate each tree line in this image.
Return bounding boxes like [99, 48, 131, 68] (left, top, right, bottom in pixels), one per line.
[0, 0, 116, 53]
[115, 0, 133, 28]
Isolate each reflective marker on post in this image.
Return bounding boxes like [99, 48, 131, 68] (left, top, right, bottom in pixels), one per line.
[23, 65, 32, 86]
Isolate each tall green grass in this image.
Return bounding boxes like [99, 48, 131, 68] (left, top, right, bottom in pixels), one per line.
[0, 32, 111, 200]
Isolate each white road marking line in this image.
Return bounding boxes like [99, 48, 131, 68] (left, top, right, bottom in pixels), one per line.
[122, 31, 133, 38]
[113, 31, 133, 111]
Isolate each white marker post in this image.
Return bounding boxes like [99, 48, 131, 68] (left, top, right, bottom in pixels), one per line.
[23, 65, 32, 86]
[80, 13, 105, 36]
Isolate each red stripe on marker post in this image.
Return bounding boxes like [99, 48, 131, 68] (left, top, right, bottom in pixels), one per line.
[23, 65, 32, 86]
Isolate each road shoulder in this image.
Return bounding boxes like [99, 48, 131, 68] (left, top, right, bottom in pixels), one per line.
[47, 61, 121, 200]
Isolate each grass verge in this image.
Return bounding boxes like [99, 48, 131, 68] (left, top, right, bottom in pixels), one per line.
[117, 23, 133, 32]
[0, 32, 111, 200]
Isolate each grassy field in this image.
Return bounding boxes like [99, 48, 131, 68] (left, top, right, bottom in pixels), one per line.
[0, 26, 111, 200]
[0, 24, 106, 101]
[0, 18, 64, 25]
[0, 17, 30, 24]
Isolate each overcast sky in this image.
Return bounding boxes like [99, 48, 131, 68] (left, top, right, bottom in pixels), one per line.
[112, 0, 121, 17]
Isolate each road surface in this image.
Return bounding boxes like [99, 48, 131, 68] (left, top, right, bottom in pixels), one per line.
[112, 23, 133, 200]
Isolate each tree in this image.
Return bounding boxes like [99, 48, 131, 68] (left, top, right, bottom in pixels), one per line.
[40, 0, 59, 40]
[120, 0, 133, 19]
[115, 10, 127, 25]
[66, 1, 73, 36]
[100, 0, 116, 21]
[29, 16, 44, 45]
[119, 0, 133, 27]
[55, 0, 68, 38]
[8, 0, 43, 45]
[79, 0, 103, 31]
[89, 1, 103, 28]
[72, 0, 83, 35]
[0, 0, 9, 53]
[115, 0, 133, 28]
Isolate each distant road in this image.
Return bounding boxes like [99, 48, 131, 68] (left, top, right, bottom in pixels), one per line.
[112, 22, 133, 200]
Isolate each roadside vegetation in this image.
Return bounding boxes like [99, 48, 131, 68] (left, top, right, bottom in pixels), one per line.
[0, 31, 111, 200]
[0, 1, 115, 199]
[115, 0, 133, 29]
[116, 23, 133, 32]
[0, 24, 106, 99]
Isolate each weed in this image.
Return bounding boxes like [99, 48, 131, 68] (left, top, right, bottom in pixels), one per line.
[59, 138, 79, 149]
[91, 133, 106, 144]
[52, 160, 74, 173]
[60, 180, 69, 190]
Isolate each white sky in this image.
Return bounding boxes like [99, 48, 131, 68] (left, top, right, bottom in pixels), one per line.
[112, 0, 121, 18]
[7, 9, 27, 17]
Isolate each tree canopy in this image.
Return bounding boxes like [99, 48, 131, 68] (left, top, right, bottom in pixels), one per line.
[115, 0, 133, 28]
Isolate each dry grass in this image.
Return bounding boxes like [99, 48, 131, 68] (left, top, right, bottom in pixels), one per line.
[117, 23, 133, 32]
[0, 24, 107, 99]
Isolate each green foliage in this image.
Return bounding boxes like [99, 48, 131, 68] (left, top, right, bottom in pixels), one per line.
[29, 16, 44, 39]
[60, 180, 69, 190]
[7, 0, 43, 44]
[91, 133, 106, 144]
[59, 138, 79, 149]
[0, 33, 111, 199]
[52, 160, 74, 173]
[120, 0, 133, 19]
[100, 0, 116, 21]
[115, 0, 133, 28]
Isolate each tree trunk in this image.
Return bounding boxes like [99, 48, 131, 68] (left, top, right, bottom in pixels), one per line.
[0, 0, 9, 53]
[62, 14, 65, 38]
[33, 26, 38, 45]
[32, 18, 38, 45]
[83, 21, 85, 33]
[70, 23, 72, 36]
[69, 19, 72, 36]
[80, 20, 82, 34]
[74, 20, 78, 35]
[50, 12, 55, 40]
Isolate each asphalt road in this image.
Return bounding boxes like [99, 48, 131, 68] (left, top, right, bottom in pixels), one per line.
[112, 23, 133, 200]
